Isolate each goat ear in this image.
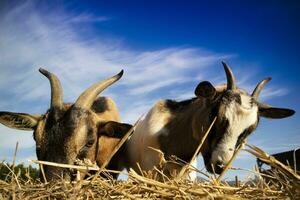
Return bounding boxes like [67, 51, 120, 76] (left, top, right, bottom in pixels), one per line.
[99, 121, 133, 138]
[195, 81, 216, 98]
[0, 112, 40, 130]
[258, 103, 295, 119]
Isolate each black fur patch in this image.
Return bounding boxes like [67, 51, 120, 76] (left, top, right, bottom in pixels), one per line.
[222, 91, 242, 105]
[165, 98, 197, 112]
[92, 97, 109, 113]
[236, 118, 259, 148]
[61, 106, 89, 132]
[45, 107, 64, 129]
[207, 117, 229, 151]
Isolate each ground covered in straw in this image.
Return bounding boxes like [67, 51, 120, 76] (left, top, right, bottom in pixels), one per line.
[0, 170, 297, 199]
[1, 145, 299, 199]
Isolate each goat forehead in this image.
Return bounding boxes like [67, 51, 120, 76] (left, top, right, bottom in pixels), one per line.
[220, 91, 254, 111]
[224, 93, 258, 128]
[41, 109, 92, 145]
[240, 94, 253, 109]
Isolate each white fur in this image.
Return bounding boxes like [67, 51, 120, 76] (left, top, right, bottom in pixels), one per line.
[127, 101, 171, 171]
[188, 159, 198, 181]
[211, 94, 258, 164]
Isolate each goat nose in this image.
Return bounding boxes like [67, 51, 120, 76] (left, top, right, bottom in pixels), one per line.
[216, 160, 224, 167]
[214, 161, 225, 174]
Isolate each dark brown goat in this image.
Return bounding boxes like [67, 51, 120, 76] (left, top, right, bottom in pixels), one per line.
[0, 69, 131, 181]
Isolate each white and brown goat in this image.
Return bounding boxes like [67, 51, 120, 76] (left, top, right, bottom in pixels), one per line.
[0, 69, 132, 181]
[126, 62, 295, 179]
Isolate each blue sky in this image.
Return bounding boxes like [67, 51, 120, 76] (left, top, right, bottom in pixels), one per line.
[0, 0, 299, 180]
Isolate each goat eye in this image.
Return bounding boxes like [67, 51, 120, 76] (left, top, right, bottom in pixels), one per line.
[86, 140, 94, 147]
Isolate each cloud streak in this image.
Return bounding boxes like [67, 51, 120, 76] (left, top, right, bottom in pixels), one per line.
[67, 13, 110, 23]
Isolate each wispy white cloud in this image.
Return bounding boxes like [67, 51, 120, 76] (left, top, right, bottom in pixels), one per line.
[259, 87, 288, 101]
[129, 77, 188, 95]
[0, 2, 228, 113]
[67, 13, 110, 23]
[171, 90, 194, 101]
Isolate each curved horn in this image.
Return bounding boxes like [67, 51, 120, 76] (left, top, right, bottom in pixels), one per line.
[222, 61, 236, 90]
[74, 70, 124, 109]
[251, 77, 272, 100]
[39, 68, 63, 109]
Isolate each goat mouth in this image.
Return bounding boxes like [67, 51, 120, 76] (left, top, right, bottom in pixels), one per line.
[203, 154, 224, 174]
[43, 167, 74, 182]
[205, 163, 224, 175]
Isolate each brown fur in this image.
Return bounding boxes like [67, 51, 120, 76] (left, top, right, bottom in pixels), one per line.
[0, 96, 131, 181]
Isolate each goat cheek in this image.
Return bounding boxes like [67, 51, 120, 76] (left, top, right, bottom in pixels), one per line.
[192, 125, 206, 141]
[85, 146, 96, 161]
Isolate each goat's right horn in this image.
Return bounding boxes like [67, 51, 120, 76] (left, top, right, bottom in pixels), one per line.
[251, 77, 272, 100]
[222, 61, 236, 90]
[74, 70, 124, 110]
[39, 68, 63, 110]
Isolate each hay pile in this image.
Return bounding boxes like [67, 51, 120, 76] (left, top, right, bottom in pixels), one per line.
[0, 145, 299, 199]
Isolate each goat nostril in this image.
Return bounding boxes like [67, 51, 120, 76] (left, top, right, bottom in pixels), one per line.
[214, 161, 225, 174]
[216, 161, 223, 167]
[229, 148, 234, 151]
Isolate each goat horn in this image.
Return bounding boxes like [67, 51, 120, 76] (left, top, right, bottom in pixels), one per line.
[222, 61, 236, 90]
[39, 68, 63, 109]
[74, 70, 124, 109]
[251, 77, 272, 100]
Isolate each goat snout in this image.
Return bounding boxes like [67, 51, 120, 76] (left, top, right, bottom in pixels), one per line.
[214, 160, 225, 174]
[206, 160, 226, 175]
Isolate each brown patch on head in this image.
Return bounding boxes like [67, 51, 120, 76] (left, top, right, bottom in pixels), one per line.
[92, 97, 123, 169]
[96, 136, 120, 166]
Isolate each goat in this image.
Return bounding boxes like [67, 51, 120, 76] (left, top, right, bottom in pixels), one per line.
[0, 69, 132, 181]
[125, 62, 295, 179]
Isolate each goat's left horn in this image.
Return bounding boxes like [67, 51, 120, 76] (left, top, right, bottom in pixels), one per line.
[39, 68, 63, 109]
[74, 70, 124, 109]
[222, 61, 236, 90]
[251, 77, 272, 100]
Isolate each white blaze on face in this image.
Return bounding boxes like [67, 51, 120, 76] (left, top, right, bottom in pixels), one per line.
[211, 94, 258, 165]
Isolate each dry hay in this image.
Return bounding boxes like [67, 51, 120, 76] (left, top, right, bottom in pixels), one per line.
[0, 144, 299, 200]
